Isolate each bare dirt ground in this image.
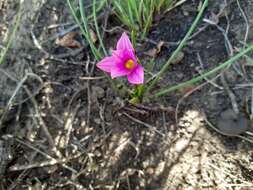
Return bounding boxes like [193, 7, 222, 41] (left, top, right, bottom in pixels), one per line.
[0, 0, 253, 189]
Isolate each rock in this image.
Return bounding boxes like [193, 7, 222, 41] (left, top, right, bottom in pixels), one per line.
[217, 109, 248, 136]
[92, 86, 105, 99]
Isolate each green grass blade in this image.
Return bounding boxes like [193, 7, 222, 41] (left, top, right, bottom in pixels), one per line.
[156, 0, 165, 12]
[142, 0, 149, 22]
[127, 1, 134, 25]
[93, 0, 107, 56]
[79, 0, 101, 60]
[145, 0, 209, 94]
[0, 1, 22, 65]
[131, 30, 137, 48]
[87, 0, 107, 20]
[142, 0, 154, 39]
[153, 43, 253, 98]
[139, 0, 144, 28]
[129, 0, 142, 28]
[67, 0, 101, 60]
[113, 0, 132, 29]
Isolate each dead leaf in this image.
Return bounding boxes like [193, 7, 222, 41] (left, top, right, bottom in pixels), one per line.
[145, 41, 165, 57]
[171, 51, 184, 65]
[145, 48, 158, 57]
[89, 28, 97, 43]
[156, 41, 164, 53]
[177, 86, 195, 94]
[55, 32, 81, 48]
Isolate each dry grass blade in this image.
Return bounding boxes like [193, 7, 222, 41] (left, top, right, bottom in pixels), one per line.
[122, 112, 165, 137]
[13, 137, 77, 173]
[0, 73, 43, 129]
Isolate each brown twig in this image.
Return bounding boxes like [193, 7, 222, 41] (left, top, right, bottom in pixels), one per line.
[122, 112, 165, 137]
[13, 137, 77, 173]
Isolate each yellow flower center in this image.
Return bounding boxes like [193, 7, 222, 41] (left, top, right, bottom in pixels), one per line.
[125, 59, 135, 69]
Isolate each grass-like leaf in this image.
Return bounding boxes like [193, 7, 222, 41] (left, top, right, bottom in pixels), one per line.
[153, 43, 253, 98]
[79, 0, 101, 60]
[0, 1, 22, 65]
[112, 0, 176, 38]
[93, 0, 107, 56]
[145, 0, 209, 94]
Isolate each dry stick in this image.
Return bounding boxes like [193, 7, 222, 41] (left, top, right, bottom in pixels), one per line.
[32, 31, 86, 66]
[9, 159, 68, 171]
[0, 70, 63, 158]
[87, 81, 91, 128]
[64, 104, 80, 152]
[203, 18, 239, 114]
[0, 73, 43, 129]
[165, 0, 188, 13]
[32, 29, 86, 157]
[202, 111, 253, 143]
[47, 22, 74, 29]
[42, 24, 79, 44]
[31, 31, 49, 55]
[9, 148, 84, 171]
[86, 56, 97, 128]
[25, 87, 63, 158]
[79, 76, 105, 80]
[0, 68, 44, 106]
[220, 74, 239, 114]
[85, 58, 94, 128]
[64, 87, 87, 152]
[13, 137, 77, 173]
[201, 16, 253, 140]
[196, 53, 223, 90]
[101, 5, 110, 40]
[7, 170, 29, 190]
[188, 25, 208, 40]
[99, 102, 107, 136]
[122, 112, 165, 137]
[236, 0, 249, 49]
[175, 74, 221, 124]
[208, 162, 253, 186]
[222, 2, 245, 78]
[222, 6, 241, 115]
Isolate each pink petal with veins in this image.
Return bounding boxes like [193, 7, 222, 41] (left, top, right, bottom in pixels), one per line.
[96, 56, 115, 73]
[110, 64, 131, 78]
[116, 32, 134, 51]
[127, 65, 144, 84]
[113, 49, 137, 66]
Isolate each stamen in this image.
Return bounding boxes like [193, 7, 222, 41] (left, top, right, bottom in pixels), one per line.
[125, 59, 135, 69]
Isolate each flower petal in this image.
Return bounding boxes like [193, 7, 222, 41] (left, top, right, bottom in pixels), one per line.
[110, 65, 130, 78]
[116, 32, 134, 51]
[113, 49, 137, 68]
[127, 65, 144, 84]
[96, 56, 115, 73]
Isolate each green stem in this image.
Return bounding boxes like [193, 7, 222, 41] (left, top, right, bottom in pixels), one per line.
[153, 43, 253, 98]
[145, 0, 209, 94]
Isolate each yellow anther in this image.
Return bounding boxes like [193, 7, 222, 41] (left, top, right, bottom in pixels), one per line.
[125, 59, 135, 69]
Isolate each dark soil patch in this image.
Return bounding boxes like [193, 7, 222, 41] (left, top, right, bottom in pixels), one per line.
[0, 0, 253, 189]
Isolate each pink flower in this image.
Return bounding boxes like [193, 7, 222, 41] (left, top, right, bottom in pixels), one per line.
[96, 32, 144, 84]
